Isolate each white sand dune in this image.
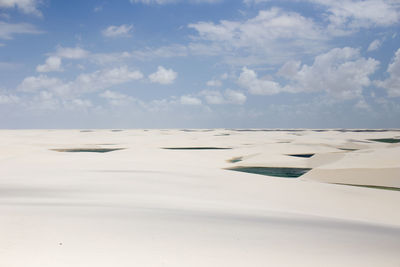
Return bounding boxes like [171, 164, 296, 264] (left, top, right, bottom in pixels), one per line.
[0, 129, 399, 267]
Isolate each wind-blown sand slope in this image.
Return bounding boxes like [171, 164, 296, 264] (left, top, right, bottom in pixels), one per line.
[0, 129, 399, 267]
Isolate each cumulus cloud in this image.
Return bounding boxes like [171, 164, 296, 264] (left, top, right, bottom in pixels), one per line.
[18, 75, 62, 93]
[99, 90, 133, 106]
[36, 56, 62, 72]
[102, 24, 133, 38]
[70, 98, 93, 109]
[91, 51, 132, 65]
[54, 46, 89, 59]
[0, 90, 19, 104]
[201, 90, 225, 104]
[238, 67, 285, 95]
[376, 48, 400, 97]
[367, 39, 382, 51]
[206, 79, 222, 87]
[244, 0, 400, 33]
[314, 0, 400, 33]
[130, 0, 175, 3]
[49, 46, 132, 66]
[277, 60, 301, 78]
[76, 66, 143, 93]
[18, 66, 143, 97]
[188, 8, 327, 65]
[40, 45, 184, 71]
[239, 47, 379, 99]
[355, 98, 370, 110]
[132, 45, 188, 61]
[0, 0, 42, 16]
[0, 21, 42, 39]
[243, 0, 268, 3]
[201, 89, 246, 105]
[130, 0, 221, 4]
[149, 66, 177, 84]
[284, 47, 379, 99]
[189, 8, 323, 44]
[180, 95, 202, 105]
[185, 1, 400, 65]
[35, 46, 89, 73]
[225, 89, 247, 105]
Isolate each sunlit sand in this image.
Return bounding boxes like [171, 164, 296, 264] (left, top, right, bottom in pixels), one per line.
[1, 129, 399, 267]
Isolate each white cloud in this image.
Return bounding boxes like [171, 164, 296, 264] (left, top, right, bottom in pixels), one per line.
[190, 0, 221, 3]
[51, 46, 133, 65]
[36, 56, 62, 72]
[70, 98, 92, 108]
[130, 0, 221, 4]
[355, 98, 370, 109]
[18, 66, 144, 96]
[54, 46, 89, 59]
[102, 24, 133, 38]
[367, 39, 382, 51]
[188, 8, 327, 65]
[132, 45, 188, 60]
[189, 8, 323, 43]
[187, 42, 223, 57]
[201, 90, 225, 104]
[76, 66, 143, 93]
[130, 0, 175, 4]
[315, 0, 400, 32]
[0, 91, 19, 104]
[201, 89, 246, 105]
[0, 21, 42, 39]
[32, 90, 59, 110]
[91, 51, 131, 65]
[99, 90, 133, 106]
[225, 89, 246, 105]
[149, 66, 177, 84]
[239, 47, 380, 99]
[277, 60, 301, 79]
[18, 75, 62, 93]
[244, 0, 400, 34]
[99, 90, 126, 100]
[180, 95, 202, 105]
[243, 0, 269, 3]
[42, 45, 183, 71]
[0, 0, 42, 16]
[24, 92, 93, 111]
[285, 47, 379, 99]
[376, 48, 400, 97]
[238, 67, 285, 95]
[35, 46, 89, 73]
[206, 79, 222, 87]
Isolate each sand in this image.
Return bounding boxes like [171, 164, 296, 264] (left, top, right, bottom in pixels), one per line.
[0, 129, 399, 267]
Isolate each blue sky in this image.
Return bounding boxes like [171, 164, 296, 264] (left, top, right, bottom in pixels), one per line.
[0, 0, 399, 128]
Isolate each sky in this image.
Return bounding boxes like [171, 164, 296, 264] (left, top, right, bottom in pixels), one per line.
[0, 0, 399, 129]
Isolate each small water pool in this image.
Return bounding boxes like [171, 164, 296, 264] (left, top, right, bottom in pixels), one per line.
[226, 166, 312, 178]
[51, 148, 125, 153]
[163, 147, 232, 150]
